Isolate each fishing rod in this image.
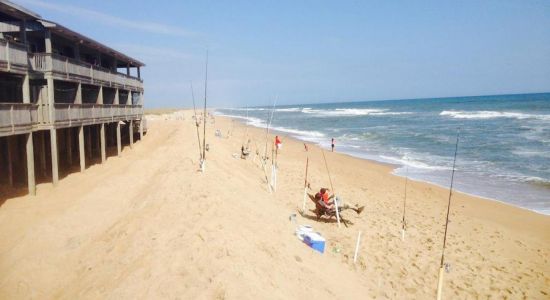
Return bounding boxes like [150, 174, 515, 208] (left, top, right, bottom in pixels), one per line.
[201, 50, 209, 171]
[322, 149, 340, 227]
[242, 105, 249, 148]
[401, 167, 409, 241]
[263, 98, 276, 160]
[436, 128, 460, 300]
[190, 82, 202, 161]
[301, 153, 309, 213]
[271, 141, 277, 191]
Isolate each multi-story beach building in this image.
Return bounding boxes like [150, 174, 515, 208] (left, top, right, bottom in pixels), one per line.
[0, 0, 145, 195]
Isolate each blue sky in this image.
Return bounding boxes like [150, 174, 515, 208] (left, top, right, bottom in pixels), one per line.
[14, 0, 550, 108]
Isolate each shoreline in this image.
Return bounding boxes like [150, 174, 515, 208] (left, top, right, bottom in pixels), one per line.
[218, 112, 550, 217]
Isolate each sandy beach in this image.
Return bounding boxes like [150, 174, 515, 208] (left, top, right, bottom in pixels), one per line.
[0, 110, 549, 299]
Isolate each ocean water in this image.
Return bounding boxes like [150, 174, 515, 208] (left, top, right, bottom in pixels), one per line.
[216, 93, 550, 215]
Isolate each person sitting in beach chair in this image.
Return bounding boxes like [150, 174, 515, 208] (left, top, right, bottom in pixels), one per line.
[307, 188, 364, 221]
[317, 188, 335, 211]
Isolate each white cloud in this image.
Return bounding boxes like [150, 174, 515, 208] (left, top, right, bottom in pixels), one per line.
[16, 0, 195, 37]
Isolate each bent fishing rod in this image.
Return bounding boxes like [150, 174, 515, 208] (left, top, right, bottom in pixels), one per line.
[202, 49, 209, 164]
[436, 128, 460, 300]
[190, 82, 202, 160]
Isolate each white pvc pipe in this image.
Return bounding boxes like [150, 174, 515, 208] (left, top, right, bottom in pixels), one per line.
[353, 231, 362, 264]
[261, 159, 272, 193]
[271, 166, 277, 192]
[334, 196, 341, 227]
[436, 266, 444, 300]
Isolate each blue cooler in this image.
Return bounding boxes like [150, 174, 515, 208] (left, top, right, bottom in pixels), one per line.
[303, 232, 326, 254]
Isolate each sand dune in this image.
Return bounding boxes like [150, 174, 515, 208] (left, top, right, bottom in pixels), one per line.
[0, 110, 548, 299]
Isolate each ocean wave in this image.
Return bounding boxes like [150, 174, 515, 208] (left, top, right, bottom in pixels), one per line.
[221, 107, 267, 111]
[379, 155, 452, 170]
[370, 112, 413, 116]
[216, 112, 325, 140]
[522, 177, 550, 185]
[270, 126, 326, 139]
[512, 149, 550, 159]
[492, 173, 550, 184]
[222, 107, 310, 113]
[440, 110, 550, 120]
[275, 107, 306, 112]
[302, 108, 412, 117]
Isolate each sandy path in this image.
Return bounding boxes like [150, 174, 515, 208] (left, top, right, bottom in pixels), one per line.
[0, 111, 549, 299]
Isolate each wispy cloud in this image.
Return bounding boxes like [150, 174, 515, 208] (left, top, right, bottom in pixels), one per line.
[16, 0, 195, 37]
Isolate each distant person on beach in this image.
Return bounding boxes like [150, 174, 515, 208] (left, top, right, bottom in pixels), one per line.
[275, 136, 282, 153]
[241, 145, 250, 159]
[331, 138, 335, 152]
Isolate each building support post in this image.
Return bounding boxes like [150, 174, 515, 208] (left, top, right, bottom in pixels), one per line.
[44, 30, 52, 53]
[22, 74, 30, 103]
[46, 75, 55, 125]
[50, 128, 59, 185]
[26, 133, 36, 195]
[139, 119, 143, 140]
[100, 123, 106, 163]
[79, 125, 85, 172]
[98, 86, 103, 104]
[7, 136, 13, 186]
[116, 122, 121, 156]
[114, 88, 119, 105]
[75, 83, 82, 104]
[129, 120, 134, 149]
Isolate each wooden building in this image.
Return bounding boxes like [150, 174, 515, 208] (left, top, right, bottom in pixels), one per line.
[0, 0, 145, 195]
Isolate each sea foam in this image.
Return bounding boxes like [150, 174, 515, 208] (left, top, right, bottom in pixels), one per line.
[440, 110, 550, 120]
[302, 108, 411, 117]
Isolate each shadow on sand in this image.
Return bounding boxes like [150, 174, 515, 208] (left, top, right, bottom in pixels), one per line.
[299, 210, 354, 227]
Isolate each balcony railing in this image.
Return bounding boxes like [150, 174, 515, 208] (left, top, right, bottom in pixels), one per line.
[53, 103, 143, 126]
[30, 53, 143, 90]
[0, 39, 29, 71]
[0, 103, 38, 136]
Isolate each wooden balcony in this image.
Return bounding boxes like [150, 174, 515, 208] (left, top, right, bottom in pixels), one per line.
[0, 103, 38, 137]
[30, 53, 143, 91]
[0, 39, 29, 74]
[52, 103, 142, 128]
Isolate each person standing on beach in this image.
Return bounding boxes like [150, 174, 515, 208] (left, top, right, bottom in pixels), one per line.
[331, 138, 335, 152]
[275, 136, 282, 154]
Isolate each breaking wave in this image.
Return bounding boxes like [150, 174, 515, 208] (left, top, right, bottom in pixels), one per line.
[379, 155, 452, 171]
[215, 112, 325, 140]
[302, 108, 412, 117]
[440, 110, 550, 121]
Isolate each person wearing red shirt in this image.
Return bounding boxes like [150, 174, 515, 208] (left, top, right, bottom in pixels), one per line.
[316, 188, 335, 210]
[275, 135, 282, 153]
